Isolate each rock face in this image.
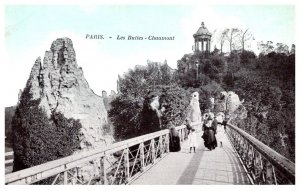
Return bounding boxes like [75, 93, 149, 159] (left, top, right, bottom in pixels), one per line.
[102, 90, 118, 111]
[187, 92, 202, 130]
[213, 91, 246, 119]
[26, 37, 113, 150]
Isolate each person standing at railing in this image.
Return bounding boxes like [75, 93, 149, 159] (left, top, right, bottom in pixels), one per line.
[188, 128, 198, 153]
[185, 118, 192, 135]
[169, 126, 181, 152]
[221, 116, 229, 131]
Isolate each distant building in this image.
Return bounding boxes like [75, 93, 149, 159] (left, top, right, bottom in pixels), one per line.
[193, 22, 212, 53]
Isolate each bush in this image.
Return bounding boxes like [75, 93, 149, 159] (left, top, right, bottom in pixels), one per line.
[159, 85, 190, 128]
[240, 50, 256, 65]
[109, 95, 144, 140]
[109, 84, 190, 141]
[11, 86, 81, 175]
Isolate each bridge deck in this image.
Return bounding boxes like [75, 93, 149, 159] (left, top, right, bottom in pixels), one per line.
[131, 131, 251, 185]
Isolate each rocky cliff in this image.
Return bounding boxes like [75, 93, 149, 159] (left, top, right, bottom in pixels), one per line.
[25, 37, 113, 150]
[187, 92, 202, 129]
[213, 91, 247, 120]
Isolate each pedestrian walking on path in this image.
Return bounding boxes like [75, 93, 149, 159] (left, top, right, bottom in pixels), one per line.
[202, 118, 217, 150]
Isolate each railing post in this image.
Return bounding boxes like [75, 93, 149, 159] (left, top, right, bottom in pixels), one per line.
[139, 143, 145, 171]
[124, 148, 130, 183]
[259, 153, 266, 184]
[178, 129, 181, 142]
[71, 168, 78, 185]
[151, 139, 156, 163]
[100, 155, 107, 185]
[272, 165, 277, 185]
[166, 133, 170, 153]
[159, 136, 163, 157]
[64, 171, 68, 185]
[266, 161, 275, 184]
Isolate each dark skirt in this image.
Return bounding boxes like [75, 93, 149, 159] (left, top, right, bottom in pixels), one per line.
[169, 136, 181, 152]
[202, 129, 217, 150]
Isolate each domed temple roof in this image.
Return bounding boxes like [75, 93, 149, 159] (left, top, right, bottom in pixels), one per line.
[193, 22, 212, 37]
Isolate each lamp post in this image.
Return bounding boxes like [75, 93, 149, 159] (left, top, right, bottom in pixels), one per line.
[195, 61, 199, 81]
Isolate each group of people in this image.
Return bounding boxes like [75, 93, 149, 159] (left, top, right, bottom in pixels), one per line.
[201, 114, 227, 151]
[169, 113, 228, 153]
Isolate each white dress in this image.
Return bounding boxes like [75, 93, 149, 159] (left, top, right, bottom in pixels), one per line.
[216, 124, 225, 142]
[188, 132, 198, 148]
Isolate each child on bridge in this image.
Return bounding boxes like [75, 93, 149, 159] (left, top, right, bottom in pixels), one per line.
[188, 128, 197, 153]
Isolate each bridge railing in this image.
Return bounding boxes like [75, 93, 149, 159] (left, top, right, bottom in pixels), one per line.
[226, 123, 295, 185]
[5, 122, 198, 185]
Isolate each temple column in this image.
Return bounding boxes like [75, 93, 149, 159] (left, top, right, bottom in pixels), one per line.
[206, 39, 208, 51]
[201, 39, 204, 51]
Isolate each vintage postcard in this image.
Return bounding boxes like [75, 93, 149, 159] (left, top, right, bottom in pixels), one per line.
[2, 0, 297, 190]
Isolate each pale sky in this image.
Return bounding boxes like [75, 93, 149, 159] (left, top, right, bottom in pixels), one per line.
[3, 4, 295, 106]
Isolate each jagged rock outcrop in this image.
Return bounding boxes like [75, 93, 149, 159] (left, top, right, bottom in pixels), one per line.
[213, 91, 246, 120]
[102, 90, 118, 111]
[25, 37, 113, 150]
[187, 92, 202, 126]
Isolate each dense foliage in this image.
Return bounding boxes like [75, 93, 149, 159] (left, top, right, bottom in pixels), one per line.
[177, 50, 294, 161]
[5, 106, 16, 146]
[109, 48, 294, 161]
[109, 62, 190, 141]
[11, 86, 81, 173]
[230, 52, 295, 161]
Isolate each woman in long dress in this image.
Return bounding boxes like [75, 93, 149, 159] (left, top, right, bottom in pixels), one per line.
[202, 118, 217, 150]
[169, 127, 181, 152]
[215, 113, 225, 147]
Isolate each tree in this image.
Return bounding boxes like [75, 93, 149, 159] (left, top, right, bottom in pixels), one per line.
[257, 41, 275, 55]
[109, 95, 144, 140]
[275, 43, 289, 54]
[238, 29, 254, 52]
[226, 28, 240, 52]
[110, 62, 185, 141]
[11, 85, 81, 174]
[218, 29, 229, 54]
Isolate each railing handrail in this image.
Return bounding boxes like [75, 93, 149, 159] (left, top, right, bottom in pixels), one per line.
[5, 122, 199, 184]
[227, 123, 295, 181]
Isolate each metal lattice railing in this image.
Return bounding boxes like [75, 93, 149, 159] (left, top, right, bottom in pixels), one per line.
[5, 123, 196, 185]
[226, 123, 295, 185]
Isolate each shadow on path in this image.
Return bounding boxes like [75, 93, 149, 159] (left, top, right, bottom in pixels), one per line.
[176, 147, 205, 184]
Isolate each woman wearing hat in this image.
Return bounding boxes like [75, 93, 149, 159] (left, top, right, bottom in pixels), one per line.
[201, 117, 217, 150]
